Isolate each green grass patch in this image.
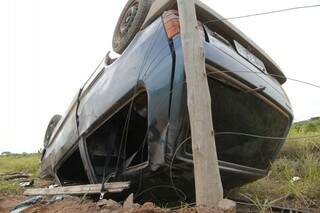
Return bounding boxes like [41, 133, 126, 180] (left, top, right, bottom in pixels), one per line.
[0, 154, 40, 177]
[231, 118, 320, 209]
[0, 153, 40, 195]
[0, 181, 23, 195]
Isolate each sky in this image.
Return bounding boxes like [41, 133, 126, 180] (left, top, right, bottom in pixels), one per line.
[0, 0, 320, 153]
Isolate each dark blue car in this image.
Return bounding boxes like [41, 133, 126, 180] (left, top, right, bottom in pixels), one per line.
[41, 0, 293, 202]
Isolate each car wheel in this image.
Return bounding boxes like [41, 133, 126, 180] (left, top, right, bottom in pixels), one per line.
[112, 0, 153, 54]
[43, 114, 62, 148]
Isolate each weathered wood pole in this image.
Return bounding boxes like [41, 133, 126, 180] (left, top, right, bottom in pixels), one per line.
[176, 0, 224, 206]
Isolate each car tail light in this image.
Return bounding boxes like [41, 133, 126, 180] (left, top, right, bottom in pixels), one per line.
[163, 10, 180, 39]
[162, 10, 205, 40]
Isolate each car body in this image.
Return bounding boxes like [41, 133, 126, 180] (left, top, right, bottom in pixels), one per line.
[41, 0, 293, 202]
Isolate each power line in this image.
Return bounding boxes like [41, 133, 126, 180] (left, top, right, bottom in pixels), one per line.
[205, 70, 320, 89]
[215, 132, 320, 141]
[204, 4, 320, 24]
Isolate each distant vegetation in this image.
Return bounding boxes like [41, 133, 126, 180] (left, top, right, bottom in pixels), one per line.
[232, 117, 320, 210]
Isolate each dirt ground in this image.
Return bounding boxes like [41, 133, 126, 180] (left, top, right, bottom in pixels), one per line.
[0, 195, 224, 213]
[0, 196, 26, 213]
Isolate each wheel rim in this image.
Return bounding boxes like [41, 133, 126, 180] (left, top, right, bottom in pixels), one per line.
[120, 2, 139, 35]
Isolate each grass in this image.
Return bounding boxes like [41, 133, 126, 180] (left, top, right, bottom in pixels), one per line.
[0, 153, 40, 195]
[230, 118, 320, 210]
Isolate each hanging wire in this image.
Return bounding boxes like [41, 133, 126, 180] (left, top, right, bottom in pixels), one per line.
[206, 70, 320, 89]
[134, 185, 187, 201]
[215, 132, 320, 141]
[203, 4, 320, 24]
[169, 137, 191, 201]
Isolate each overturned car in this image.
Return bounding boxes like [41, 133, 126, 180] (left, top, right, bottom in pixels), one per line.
[41, 0, 293, 203]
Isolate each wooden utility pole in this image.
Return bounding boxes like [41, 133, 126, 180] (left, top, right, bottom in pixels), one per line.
[177, 0, 223, 206]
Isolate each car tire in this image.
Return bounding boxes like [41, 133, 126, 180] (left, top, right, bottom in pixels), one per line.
[43, 114, 62, 148]
[112, 0, 153, 54]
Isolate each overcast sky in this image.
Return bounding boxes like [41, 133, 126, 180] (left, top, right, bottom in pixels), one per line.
[1, 0, 320, 153]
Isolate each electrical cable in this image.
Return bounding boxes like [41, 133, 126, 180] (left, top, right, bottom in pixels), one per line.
[204, 4, 320, 24]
